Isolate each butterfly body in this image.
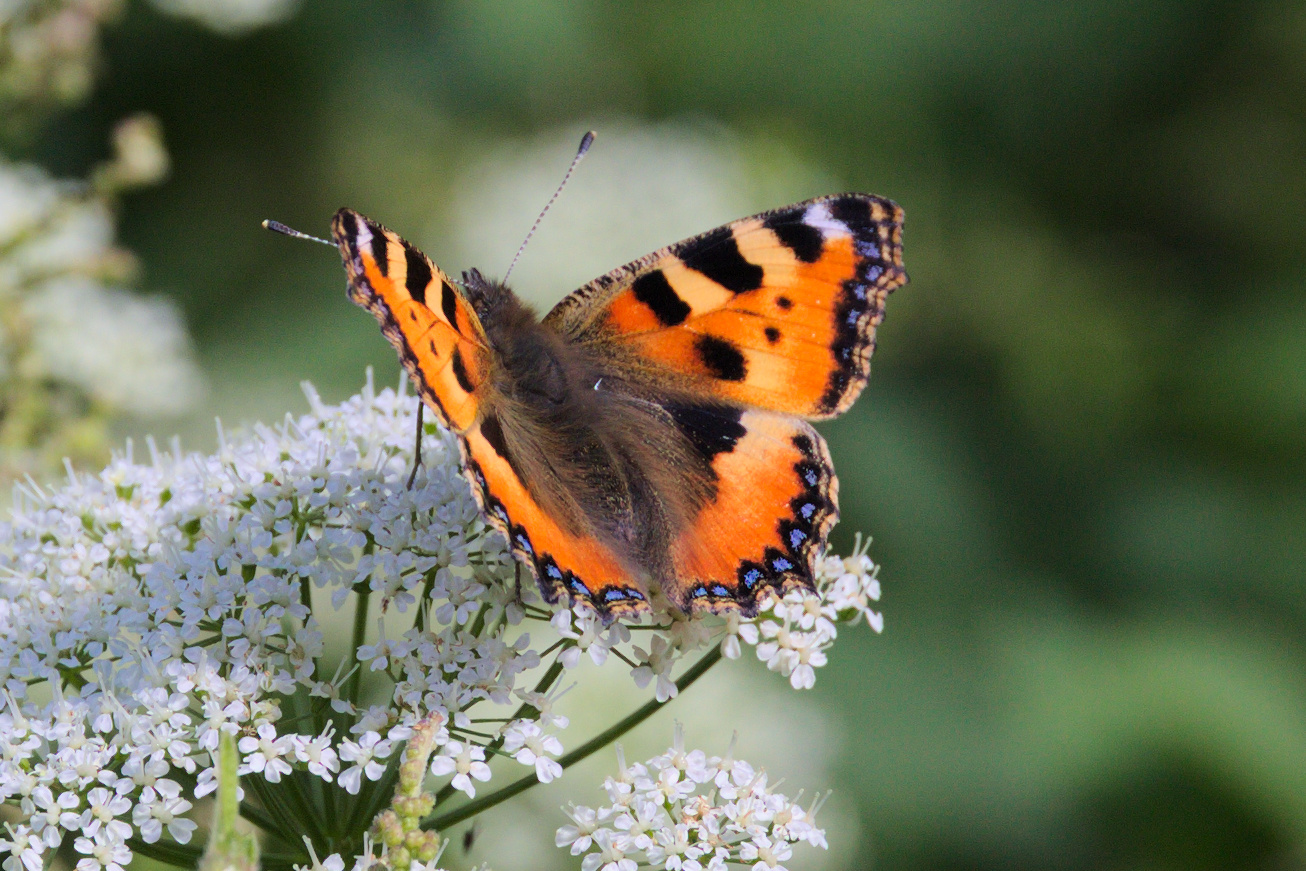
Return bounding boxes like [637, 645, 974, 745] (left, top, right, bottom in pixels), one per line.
[331, 193, 906, 621]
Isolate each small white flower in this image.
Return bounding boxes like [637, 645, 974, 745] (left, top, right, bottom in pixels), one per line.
[502, 721, 564, 783]
[0, 824, 47, 871]
[738, 833, 793, 871]
[238, 724, 295, 783]
[553, 607, 615, 668]
[27, 786, 79, 844]
[556, 803, 600, 855]
[429, 741, 491, 797]
[130, 781, 196, 844]
[630, 635, 678, 702]
[719, 611, 759, 660]
[580, 828, 637, 871]
[71, 830, 132, 871]
[337, 732, 393, 796]
[292, 728, 341, 782]
[612, 798, 665, 852]
[77, 788, 132, 842]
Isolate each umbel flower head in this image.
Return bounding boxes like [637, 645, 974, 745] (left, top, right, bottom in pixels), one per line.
[0, 373, 883, 871]
[0, 131, 202, 487]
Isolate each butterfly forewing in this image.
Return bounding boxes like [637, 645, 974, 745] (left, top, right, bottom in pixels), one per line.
[544, 193, 906, 420]
[332, 208, 489, 433]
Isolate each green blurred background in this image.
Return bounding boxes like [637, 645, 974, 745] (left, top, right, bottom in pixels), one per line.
[15, 0, 1306, 868]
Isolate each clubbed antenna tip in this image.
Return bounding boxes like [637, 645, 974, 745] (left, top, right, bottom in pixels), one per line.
[262, 219, 333, 247]
[503, 130, 598, 283]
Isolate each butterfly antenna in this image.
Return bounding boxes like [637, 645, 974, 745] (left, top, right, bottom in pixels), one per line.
[502, 130, 595, 284]
[262, 219, 333, 247]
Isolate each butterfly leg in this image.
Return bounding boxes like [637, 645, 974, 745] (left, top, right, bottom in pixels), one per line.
[406, 402, 425, 489]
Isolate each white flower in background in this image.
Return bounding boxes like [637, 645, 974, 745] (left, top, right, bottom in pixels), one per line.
[147, 0, 301, 35]
[443, 122, 836, 310]
[0, 0, 124, 114]
[563, 732, 829, 871]
[24, 276, 201, 415]
[0, 376, 883, 869]
[0, 153, 203, 482]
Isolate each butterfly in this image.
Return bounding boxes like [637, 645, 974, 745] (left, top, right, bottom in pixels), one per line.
[330, 189, 905, 621]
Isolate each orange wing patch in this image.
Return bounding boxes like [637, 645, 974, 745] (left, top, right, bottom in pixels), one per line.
[545, 194, 906, 420]
[459, 416, 651, 620]
[332, 208, 488, 433]
[660, 405, 838, 615]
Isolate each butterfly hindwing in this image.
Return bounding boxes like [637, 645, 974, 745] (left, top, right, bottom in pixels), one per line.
[332, 208, 489, 433]
[544, 193, 906, 420]
[658, 404, 838, 614]
[459, 414, 652, 620]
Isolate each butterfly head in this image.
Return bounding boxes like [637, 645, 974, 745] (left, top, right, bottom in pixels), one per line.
[460, 267, 511, 319]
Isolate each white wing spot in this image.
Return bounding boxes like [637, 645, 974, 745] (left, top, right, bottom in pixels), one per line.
[802, 202, 851, 239]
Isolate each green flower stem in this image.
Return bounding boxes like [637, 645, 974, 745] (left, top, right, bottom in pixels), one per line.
[127, 837, 202, 868]
[424, 644, 724, 833]
[347, 582, 372, 705]
[199, 732, 259, 871]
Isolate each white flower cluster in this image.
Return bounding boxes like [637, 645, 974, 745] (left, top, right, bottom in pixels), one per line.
[2, 0, 296, 115]
[0, 378, 883, 870]
[559, 726, 827, 871]
[720, 542, 883, 690]
[548, 539, 883, 702]
[0, 0, 123, 115]
[0, 157, 202, 417]
[146, 0, 302, 35]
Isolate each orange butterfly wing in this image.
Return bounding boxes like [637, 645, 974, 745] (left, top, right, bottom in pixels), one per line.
[655, 403, 839, 614]
[336, 193, 906, 621]
[544, 193, 906, 419]
[542, 194, 902, 614]
[459, 416, 649, 618]
[333, 209, 650, 619]
[332, 209, 488, 433]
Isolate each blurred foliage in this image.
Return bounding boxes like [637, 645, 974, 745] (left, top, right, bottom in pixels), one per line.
[20, 0, 1306, 868]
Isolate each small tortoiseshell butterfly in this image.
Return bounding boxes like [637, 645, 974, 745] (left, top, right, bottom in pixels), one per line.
[326, 152, 905, 622]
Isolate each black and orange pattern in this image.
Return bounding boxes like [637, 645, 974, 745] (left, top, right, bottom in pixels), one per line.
[333, 209, 488, 433]
[331, 193, 905, 621]
[545, 193, 906, 418]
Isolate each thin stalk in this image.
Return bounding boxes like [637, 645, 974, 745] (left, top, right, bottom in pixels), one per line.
[238, 800, 280, 833]
[347, 585, 371, 705]
[424, 645, 723, 832]
[127, 837, 201, 868]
